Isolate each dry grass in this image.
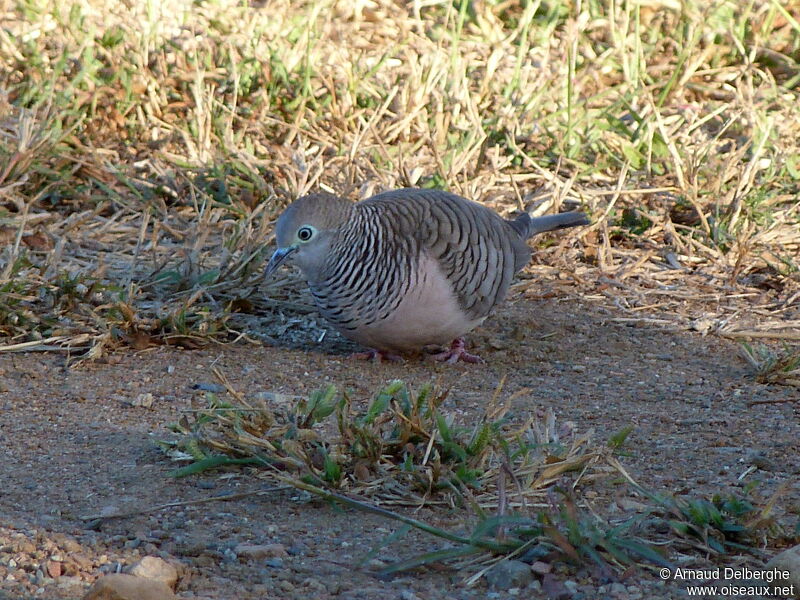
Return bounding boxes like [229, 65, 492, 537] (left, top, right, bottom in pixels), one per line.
[741, 341, 800, 386]
[163, 376, 796, 578]
[0, 0, 798, 366]
[165, 376, 610, 508]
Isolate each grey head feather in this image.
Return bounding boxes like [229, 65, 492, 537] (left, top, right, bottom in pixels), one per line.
[273, 192, 353, 248]
[268, 193, 355, 282]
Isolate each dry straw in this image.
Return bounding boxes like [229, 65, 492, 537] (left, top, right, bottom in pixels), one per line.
[0, 0, 797, 372]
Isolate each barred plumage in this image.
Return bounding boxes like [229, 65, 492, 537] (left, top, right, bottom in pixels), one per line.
[265, 188, 588, 361]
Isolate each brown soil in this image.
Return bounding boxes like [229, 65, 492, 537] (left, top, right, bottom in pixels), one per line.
[0, 296, 798, 600]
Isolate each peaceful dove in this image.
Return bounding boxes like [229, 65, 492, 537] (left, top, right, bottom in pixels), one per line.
[265, 188, 588, 362]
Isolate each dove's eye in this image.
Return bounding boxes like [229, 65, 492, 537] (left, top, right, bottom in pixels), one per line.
[297, 226, 314, 242]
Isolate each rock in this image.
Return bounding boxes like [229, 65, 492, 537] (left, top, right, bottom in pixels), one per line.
[527, 579, 542, 592]
[83, 573, 177, 600]
[234, 543, 288, 561]
[64, 552, 94, 572]
[192, 382, 226, 393]
[99, 506, 120, 518]
[767, 544, 800, 597]
[131, 393, 154, 408]
[192, 555, 215, 568]
[627, 585, 643, 600]
[15, 540, 35, 553]
[541, 574, 571, 600]
[519, 543, 550, 564]
[301, 577, 326, 593]
[125, 556, 179, 590]
[616, 498, 649, 512]
[221, 548, 238, 563]
[485, 560, 533, 590]
[46, 560, 62, 578]
[609, 581, 628, 597]
[747, 451, 777, 471]
[57, 575, 85, 589]
[286, 543, 308, 556]
[531, 561, 552, 575]
[53, 534, 83, 554]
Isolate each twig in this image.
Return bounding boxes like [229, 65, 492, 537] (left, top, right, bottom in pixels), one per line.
[722, 331, 800, 340]
[271, 474, 512, 553]
[79, 486, 290, 522]
[747, 398, 798, 406]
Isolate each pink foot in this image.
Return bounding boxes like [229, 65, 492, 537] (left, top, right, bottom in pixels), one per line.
[351, 349, 403, 362]
[429, 338, 484, 364]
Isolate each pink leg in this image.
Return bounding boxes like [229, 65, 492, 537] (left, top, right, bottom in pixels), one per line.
[351, 349, 404, 362]
[429, 338, 484, 364]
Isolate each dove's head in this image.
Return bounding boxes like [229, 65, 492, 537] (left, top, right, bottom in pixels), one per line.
[265, 192, 354, 281]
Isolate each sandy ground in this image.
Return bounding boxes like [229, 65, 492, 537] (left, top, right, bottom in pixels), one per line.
[0, 296, 798, 599]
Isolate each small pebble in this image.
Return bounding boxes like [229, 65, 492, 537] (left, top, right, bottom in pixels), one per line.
[766, 543, 800, 591]
[234, 543, 288, 560]
[56, 576, 84, 588]
[286, 544, 307, 556]
[531, 561, 551, 575]
[192, 382, 226, 393]
[126, 556, 179, 589]
[485, 560, 533, 590]
[610, 581, 627, 595]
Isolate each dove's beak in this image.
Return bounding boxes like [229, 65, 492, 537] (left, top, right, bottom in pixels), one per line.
[265, 246, 297, 277]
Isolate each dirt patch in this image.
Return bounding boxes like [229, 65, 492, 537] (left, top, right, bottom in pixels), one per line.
[0, 297, 797, 599]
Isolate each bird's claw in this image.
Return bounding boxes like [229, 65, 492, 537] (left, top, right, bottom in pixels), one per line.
[429, 339, 484, 364]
